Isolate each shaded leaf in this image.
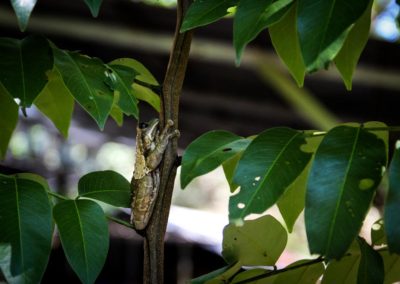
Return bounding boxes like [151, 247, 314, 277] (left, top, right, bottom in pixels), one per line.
[269, 2, 305, 87]
[357, 237, 384, 284]
[181, 131, 250, 189]
[109, 104, 124, 126]
[322, 255, 360, 284]
[232, 268, 276, 284]
[83, 0, 103, 17]
[274, 259, 324, 284]
[34, 68, 74, 138]
[0, 173, 53, 284]
[190, 265, 231, 284]
[305, 125, 387, 259]
[223, 153, 242, 193]
[234, 0, 293, 63]
[222, 215, 287, 266]
[0, 35, 53, 107]
[335, 0, 372, 90]
[380, 251, 400, 284]
[297, 0, 370, 72]
[0, 86, 18, 159]
[181, 0, 238, 32]
[53, 199, 109, 284]
[229, 127, 311, 222]
[11, 0, 37, 31]
[371, 219, 386, 246]
[192, 263, 242, 284]
[78, 170, 131, 208]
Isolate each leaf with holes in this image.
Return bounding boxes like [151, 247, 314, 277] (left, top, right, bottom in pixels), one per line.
[83, 0, 103, 17]
[0, 35, 53, 107]
[229, 127, 311, 222]
[0, 173, 53, 284]
[357, 237, 384, 284]
[371, 219, 386, 246]
[78, 170, 131, 208]
[305, 125, 387, 259]
[181, 131, 251, 189]
[11, 0, 38, 31]
[53, 199, 109, 284]
[0, 86, 18, 159]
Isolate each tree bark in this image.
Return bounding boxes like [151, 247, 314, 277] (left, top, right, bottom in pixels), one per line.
[142, 1, 193, 283]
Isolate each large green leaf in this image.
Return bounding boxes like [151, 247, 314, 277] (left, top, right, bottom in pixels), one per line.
[229, 127, 311, 222]
[0, 173, 53, 284]
[234, 0, 293, 63]
[181, 0, 238, 32]
[53, 199, 109, 284]
[385, 140, 400, 254]
[0, 86, 18, 159]
[34, 68, 74, 138]
[222, 215, 287, 266]
[83, 0, 103, 17]
[380, 251, 400, 284]
[11, 0, 37, 31]
[181, 131, 250, 189]
[335, 0, 373, 90]
[274, 259, 325, 284]
[357, 237, 384, 284]
[0, 36, 53, 108]
[297, 0, 370, 72]
[54, 48, 114, 129]
[305, 125, 387, 259]
[269, 2, 305, 87]
[78, 170, 131, 208]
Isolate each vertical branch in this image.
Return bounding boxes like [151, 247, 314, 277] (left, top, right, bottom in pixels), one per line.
[142, 0, 193, 283]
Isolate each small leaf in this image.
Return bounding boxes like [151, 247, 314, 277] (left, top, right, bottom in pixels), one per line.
[305, 125, 387, 259]
[229, 127, 311, 222]
[269, 2, 306, 87]
[191, 263, 241, 284]
[335, 0, 373, 90]
[181, 131, 251, 189]
[222, 215, 287, 266]
[11, 0, 38, 31]
[222, 153, 242, 193]
[181, 0, 238, 32]
[380, 251, 400, 284]
[0, 86, 18, 159]
[0, 35, 53, 107]
[83, 0, 103, 17]
[384, 140, 400, 253]
[190, 265, 231, 284]
[357, 237, 384, 284]
[109, 105, 124, 126]
[322, 255, 360, 284]
[34, 68, 74, 138]
[78, 170, 131, 208]
[53, 199, 109, 284]
[274, 259, 325, 284]
[0, 173, 53, 284]
[297, 0, 371, 72]
[371, 219, 386, 246]
[232, 268, 276, 284]
[234, 0, 293, 64]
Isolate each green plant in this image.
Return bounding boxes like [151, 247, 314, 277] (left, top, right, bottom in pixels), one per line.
[0, 0, 400, 283]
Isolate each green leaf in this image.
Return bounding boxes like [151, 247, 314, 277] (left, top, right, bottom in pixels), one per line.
[190, 265, 231, 284]
[234, 0, 293, 64]
[232, 268, 276, 284]
[109, 105, 124, 126]
[305, 125, 387, 259]
[34, 68, 74, 138]
[78, 170, 131, 208]
[274, 259, 325, 284]
[269, 2, 306, 87]
[222, 153, 242, 193]
[181, 131, 251, 189]
[222, 215, 287, 266]
[357, 237, 384, 284]
[110, 58, 160, 112]
[181, 0, 238, 32]
[105, 64, 139, 118]
[54, 48, 114, 130]
[371, 219, 386, 246]
[0, 86, 18, 159]
[53, 199, 109, 284]
[380, 251, 400, 284]
[191, 264, 242, 284]
[385, 140, 400, 254]
[0, 35, 53, 107]
[297, 0, 370, 72]
[322, 255, 360, 284]
[83, 0, 103, 17]
[0, 173, 53, 284]
[335, 0, 372, 90]
[11, 0, 37, 31]
[229, 127, 311, 222]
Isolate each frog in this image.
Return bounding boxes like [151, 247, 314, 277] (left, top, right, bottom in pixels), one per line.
[130, 118, 179, 230]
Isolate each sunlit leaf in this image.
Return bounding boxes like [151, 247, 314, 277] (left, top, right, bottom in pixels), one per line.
[297, 0, 370, 72]
[0, 173, 53, 284]
[11, 0, 38, 31]
[274, 259, 324, 284]
[109, 105, 124, 126]
[53, 199, 109, 284]
[192, 263, 242, 284]
[223, 153, 242, 193]
[0, 35, 53, 107]
[335, 0, 373, 90]
[222, 215, 287, 266]
[0, 86, 18, 159]
[181, 131, 250, 189]
[357, 237, 384, 284]
[380, 251, 400, 284]
[190, 265, 232, 284]
[83, 0, 103, 17]
[305, 125, 387, 259]
[229, 127, 311, 222]
[232, 268, 276, 284]
[181, 0, 238, 32]
[78, 170, 131, 208]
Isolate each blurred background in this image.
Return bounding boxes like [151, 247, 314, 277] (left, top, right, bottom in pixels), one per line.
[0, 0, 399, 283]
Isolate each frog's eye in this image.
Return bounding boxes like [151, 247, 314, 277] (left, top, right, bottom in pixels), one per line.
[139, 122, 149, 129]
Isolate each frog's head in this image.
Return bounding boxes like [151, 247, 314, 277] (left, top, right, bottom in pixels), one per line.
[139, 118, 159, 150]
